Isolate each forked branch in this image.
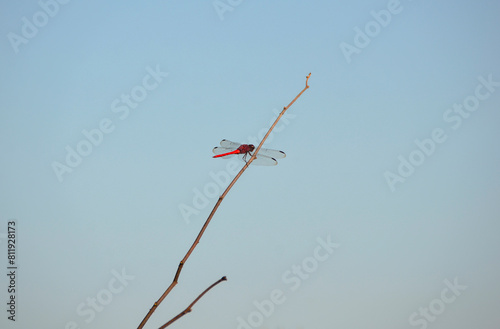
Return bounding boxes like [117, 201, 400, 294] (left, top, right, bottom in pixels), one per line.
[137, 73, 311, 329]
[158, 276, 227, 329]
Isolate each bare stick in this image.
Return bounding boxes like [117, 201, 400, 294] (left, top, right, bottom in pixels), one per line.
[249, 73, 311, 165]
[158, 276, 227, 329]
[137, 73, 311, 329]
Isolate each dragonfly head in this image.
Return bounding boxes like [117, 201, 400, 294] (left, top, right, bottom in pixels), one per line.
[248, 144, 255, 152]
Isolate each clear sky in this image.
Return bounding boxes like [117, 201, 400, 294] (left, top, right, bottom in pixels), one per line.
[1, 1, 500, 329]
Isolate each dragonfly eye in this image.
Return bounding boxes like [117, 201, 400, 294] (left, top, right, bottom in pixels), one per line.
[249, 145, 255, 152]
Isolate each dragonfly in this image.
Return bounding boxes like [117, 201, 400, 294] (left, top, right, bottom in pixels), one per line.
[213, 139, 286, 166]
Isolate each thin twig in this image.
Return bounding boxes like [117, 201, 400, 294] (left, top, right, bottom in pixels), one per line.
[158, 276, 227, 329]
[137, 73, 311, 329]
[249, 73, 311, 165]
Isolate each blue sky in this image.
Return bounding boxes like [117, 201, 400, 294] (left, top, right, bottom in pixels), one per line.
[1, 1, 500, 328]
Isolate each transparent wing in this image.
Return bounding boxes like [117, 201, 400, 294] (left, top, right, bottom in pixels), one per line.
[213, 148, 278, 165]
[256, 147, 286, 159]
[219, 139, 241, 149]
[214, 139, 285, 166]
[219, 139, 286, 159]
[251, 154, 278, 166]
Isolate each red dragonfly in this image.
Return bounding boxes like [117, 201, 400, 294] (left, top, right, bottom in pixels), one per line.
[213, 139, 286, 166]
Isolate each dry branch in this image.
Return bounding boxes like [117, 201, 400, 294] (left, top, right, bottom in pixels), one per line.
[158, 276, 227, 329]
[137, 73, 311, 329]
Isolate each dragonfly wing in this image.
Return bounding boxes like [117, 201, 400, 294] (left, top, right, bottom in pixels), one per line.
[256, 147, 286, 159]
[213, 140, 284, 166]
[219, 140, 285, 158]
[213, 150, 277, 165]
[220, 139, 242, 149]
[251, 154, 278, 166]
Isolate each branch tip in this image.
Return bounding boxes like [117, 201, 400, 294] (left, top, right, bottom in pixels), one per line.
[158, 276, 229, 328]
